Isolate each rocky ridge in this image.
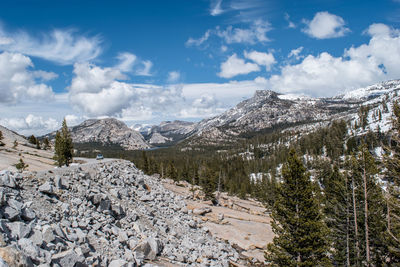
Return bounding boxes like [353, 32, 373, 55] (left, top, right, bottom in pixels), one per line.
[190, 80, 400, 144]
[48, 118, 150, 150]
[0, 160, 242, 266]
[142, 121, 196, 145]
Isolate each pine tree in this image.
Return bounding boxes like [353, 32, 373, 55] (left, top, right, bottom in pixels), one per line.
[266, 149, 330, 266]
[54, 131, 64, 167]
[28, 134, 37, 145]
[15, 158, 28, 172]
[322, 164, 352, 266]
[54, 119, 73, 167]
[0, 130, 4, 146]
[384, 101, 400, 263]
[43, 137, 50, 150]
[348, 145, 388, 266]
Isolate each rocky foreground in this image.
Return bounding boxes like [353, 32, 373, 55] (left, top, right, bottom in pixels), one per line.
[0, 160, 242, 266]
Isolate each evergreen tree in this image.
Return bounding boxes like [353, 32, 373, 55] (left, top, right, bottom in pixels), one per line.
[348, 145, 388, 266]
[54, 119, 73, 167]
[28, 134, 37, 145]
[15, 158, 28, 172]
[141, 151, 150, 174]
[0, 130, 4, 146]
[43, 137, 50, 150]
[384, 101, 400, 263]
[54, 131, 64, 167]
[322, 164, 351, 266]
[266, 149, 330, 266]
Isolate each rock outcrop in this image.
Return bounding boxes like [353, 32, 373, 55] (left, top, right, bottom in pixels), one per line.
[48, 118, 150, 150]
[0, 160, 240, 266]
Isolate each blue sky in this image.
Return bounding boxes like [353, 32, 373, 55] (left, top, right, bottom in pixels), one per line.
[0, 0, 400, 135]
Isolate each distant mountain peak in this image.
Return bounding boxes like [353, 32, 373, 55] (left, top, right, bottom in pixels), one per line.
[253, 90, 278, 99]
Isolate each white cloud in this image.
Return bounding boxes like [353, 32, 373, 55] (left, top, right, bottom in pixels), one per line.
[178, 94, 224, 118]
[218, 53, 260, 78]
[217, 19, 271, 44]
[64, 114, 83, 127]
[210, 0, 224, 16]
[244, 50, 275, 71]
[288, 46, 304, 60]
[167, 71, 181, 83]
[284, 13, 296, 29]
[0, 114, 59, 136]
[68, 63, 182, 117]
[116, 52, 137, 72]
[266, 23, 400, 97]
[0, 27, 102, 65]
[302, 11, 350, 39]
[186, 30, 211, 47]
[136, 60, 153, 76]
[186, 19, 271, 47]
[0, 52, 54, 104]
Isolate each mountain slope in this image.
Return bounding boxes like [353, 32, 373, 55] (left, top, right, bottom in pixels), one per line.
[188, 80, 400, 144]
[49, 118, 150, 150]
[143, 120, 196, 145]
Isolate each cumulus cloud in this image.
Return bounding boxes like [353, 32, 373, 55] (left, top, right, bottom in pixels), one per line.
[0, 27, 102, 65]
[0, 52, 55, 104]
[302, 11, 350, 39]
[167, 71, 181, 83]
[68, 63, 182, 117]
[218, 53, 260, 78]
[186, 19, 271, 47]
[0, 114, 59, 135]
[266, 23, 400, 97]
[178, 94, 224, 118]
[244, 50, 275, 71]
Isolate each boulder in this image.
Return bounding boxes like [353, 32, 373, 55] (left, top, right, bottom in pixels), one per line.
[51, 250, 83, 267]
[192, 207, 212, 216]
[39, 182, 55, 195]
[0, 171, 17, 188]
[0, 246, 32, 267]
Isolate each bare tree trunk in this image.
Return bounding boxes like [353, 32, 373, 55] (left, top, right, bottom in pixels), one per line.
[352, 176, 361, 266]
[362, 151, 370, 266]
[346, 176, 351, 267]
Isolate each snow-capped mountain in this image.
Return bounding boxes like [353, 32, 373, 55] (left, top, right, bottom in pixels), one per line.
[48, 118, 150, 150]
[188, 80, 400, 144]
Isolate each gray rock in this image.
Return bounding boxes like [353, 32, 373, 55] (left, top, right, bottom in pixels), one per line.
[39, 182, 55, 195]
[99, 199, 111, 212]
[0, 257, 8, 267]
[6, 221, 31, 239]
[17, 238, 40, 261]
[0, 171, 17, 188]
[109, 259, 127, 267]
[42, 225, 55, 244]
[54, 175, 63, 189]
[21, 208, 36, 221]
[3, 207, 20, 221]
[51, 250, 83, 267]
[192, 207, 212, 216]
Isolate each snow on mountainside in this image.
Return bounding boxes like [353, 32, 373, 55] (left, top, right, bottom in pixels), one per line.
[48, 118, 150, 150]
[189, 80, 400, 144]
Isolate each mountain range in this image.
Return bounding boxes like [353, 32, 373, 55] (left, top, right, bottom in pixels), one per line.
[44, 79, 400, 150]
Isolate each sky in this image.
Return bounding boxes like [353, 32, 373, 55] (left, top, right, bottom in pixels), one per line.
[1, 0, 400, 135]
